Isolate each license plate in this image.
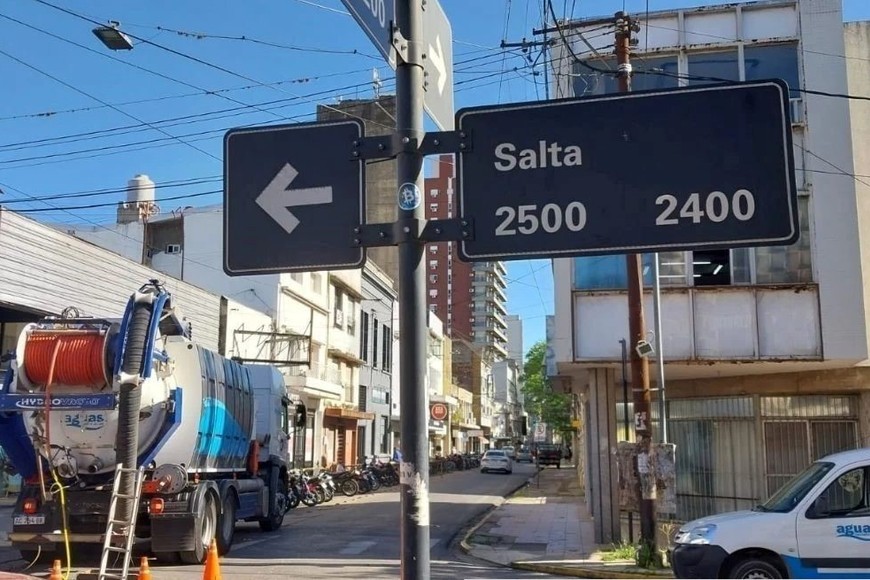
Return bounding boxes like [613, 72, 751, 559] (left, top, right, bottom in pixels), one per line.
[14, 515, 46, 525]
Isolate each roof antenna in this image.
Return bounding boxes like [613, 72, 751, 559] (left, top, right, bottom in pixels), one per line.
[372, 68, 382, 98]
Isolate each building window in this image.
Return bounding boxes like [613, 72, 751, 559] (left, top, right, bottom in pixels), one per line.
[429, 304, 438, 313]
[687, 50, 739, 86]
[311, 272, 323, 294]
[744, 43, 800, 98]
[430, 203, 439, 213]
[346, 298, 357, 335]
[372, 317, 379, 369]
[430, 274, 438, 283]
[430, 260, 438, 270]
[430, 188, 439, 198]
[333, 287, 345, 328]
[360, 310, 370, 362]
[382, 323, 391, 372]
[429, 288, 438, 298]
[755, 195, 812, 283]
[429, 245, 438, 254]
[291, 272, 304, 283]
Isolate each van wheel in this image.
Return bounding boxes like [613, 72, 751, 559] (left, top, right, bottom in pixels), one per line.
[728, 557, 783, 579]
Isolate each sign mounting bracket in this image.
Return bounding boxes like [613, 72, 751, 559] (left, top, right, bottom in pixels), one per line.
[353, 217, 473, 248]
[353, 131, 468, 161]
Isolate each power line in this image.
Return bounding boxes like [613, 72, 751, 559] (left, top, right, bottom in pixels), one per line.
[11, 189, 222, 212]
[30, 0, 397, 133]
[148, 25, 384, 60]
[0, 52, 536, 168]
[0, 47, 221, 163]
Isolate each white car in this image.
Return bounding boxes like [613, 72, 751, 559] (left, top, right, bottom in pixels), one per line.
[672, 448, 870, 579]
[480, 449, 513, 474]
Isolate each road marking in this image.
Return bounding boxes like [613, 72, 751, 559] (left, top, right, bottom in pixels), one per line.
[339, 540, 377, 555]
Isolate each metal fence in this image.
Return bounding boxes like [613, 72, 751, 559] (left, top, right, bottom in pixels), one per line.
[617, 394, 859, 522]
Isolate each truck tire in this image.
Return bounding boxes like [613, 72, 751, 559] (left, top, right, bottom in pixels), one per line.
[216, 492, 237, 556]
[259, 478, 287, 532]
[179, 491, 218, 564]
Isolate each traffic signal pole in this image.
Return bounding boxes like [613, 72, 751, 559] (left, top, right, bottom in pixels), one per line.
[615, 10, 657, 558]
[395, 0, 430, 578]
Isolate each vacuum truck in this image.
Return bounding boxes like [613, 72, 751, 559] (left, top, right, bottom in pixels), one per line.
[0, 281, 295, 565]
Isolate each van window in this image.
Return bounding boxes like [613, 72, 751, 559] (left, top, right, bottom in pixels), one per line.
[757, 461, 834, 513]
[807, 467, 869, 519]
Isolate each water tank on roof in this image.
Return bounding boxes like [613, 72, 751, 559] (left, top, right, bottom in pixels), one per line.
[127, 174, 155, 203]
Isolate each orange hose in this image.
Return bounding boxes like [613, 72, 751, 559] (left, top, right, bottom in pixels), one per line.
[23, 332, 107, 388]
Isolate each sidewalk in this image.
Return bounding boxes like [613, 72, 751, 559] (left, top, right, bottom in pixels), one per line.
[461, 466, 674, 579]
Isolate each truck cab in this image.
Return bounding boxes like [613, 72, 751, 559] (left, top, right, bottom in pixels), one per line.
[672, 448, 870, 579]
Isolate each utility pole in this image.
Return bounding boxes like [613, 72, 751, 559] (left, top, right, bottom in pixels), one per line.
[395, 0, 430, 578]
[615, 10, 657, 557]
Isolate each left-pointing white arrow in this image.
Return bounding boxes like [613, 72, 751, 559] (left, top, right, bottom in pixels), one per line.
[428, 34, 447, 95]
[256, 162, 333, 235]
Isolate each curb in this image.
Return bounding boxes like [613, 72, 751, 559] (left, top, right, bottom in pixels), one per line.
[458, 470, 539, 556]
[511, 561, 673, 579]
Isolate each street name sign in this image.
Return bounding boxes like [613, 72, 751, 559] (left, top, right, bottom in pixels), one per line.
[341, 0, 454, 131]
[340, 0, 397, 67]
[456, 80, 799, 262]
[223, 120, 365, 275]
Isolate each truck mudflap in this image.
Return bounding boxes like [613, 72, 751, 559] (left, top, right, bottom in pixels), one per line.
[150, 481, 218, 555]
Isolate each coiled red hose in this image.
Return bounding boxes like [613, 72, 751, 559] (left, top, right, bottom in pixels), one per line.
[23, 332, 108, 388]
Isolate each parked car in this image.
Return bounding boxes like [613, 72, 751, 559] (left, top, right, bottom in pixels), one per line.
[535, 444, 561, 468]
[502, 445, 516, 459]
[516, 448, 533, 463]
[672, 448, 870, 579]
[480, 449, 513, 474]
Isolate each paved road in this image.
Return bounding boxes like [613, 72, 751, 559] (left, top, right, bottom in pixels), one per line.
[0, 462, 566, 578]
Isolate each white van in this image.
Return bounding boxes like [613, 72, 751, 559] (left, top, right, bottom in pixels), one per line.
[672, 448, 870, 579]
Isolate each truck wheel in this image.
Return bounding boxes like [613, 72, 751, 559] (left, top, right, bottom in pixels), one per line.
[179, 492, 217, 564]
[216, 493, 237, 556]
[728, 557, 783, 579]
[259, 479, 287, 532]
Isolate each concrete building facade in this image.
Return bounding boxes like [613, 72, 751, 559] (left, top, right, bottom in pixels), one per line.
[548, 0, 870, 542]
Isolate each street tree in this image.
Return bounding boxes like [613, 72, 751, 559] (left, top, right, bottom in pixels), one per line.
[522, 340, 571, 435]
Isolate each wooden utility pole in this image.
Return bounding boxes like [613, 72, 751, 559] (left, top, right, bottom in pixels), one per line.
[615, 11, 657, 555]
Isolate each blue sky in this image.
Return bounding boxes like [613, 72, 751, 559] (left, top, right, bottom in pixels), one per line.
[0, 0, 866, 354]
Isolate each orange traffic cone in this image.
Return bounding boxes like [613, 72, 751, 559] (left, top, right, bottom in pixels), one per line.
[49, 559, 63, 580]
[138, 556, 153, 580]
[202, 539, 221, 580]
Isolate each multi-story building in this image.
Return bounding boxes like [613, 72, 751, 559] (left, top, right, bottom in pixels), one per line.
[424, 155, 509, 361]
[549, 0, 870, 542]
[316, 97, 399, 285]
[492, 358, 524, 445]
[505, 314, 524, 365]
[452, 339, 495, 448]
[359, 261, 398, 460]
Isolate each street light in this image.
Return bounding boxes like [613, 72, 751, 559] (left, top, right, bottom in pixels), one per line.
[92, 21, 134, 51]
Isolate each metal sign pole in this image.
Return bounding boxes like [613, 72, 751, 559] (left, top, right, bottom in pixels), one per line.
[395, 0, 430, 578]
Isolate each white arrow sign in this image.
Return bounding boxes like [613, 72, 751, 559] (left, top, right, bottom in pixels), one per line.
[428, 34, 447, 95]
[256, 163, 333, 235]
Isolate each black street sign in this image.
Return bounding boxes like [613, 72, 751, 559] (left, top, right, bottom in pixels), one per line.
[342, 0, 454, 131]
[223, 120, 365, 275]
[455, 80, 799, 262]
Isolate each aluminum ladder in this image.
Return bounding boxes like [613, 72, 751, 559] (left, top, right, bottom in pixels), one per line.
[97, 465, 145, 580]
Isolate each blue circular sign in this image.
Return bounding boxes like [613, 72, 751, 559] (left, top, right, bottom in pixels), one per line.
[397, 182, 421, 211]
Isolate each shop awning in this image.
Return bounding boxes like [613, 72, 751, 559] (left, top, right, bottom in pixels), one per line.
[324, 406, 375, 421]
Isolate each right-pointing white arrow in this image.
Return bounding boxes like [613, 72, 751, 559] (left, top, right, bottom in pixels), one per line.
[428, 35, 447, 95]
[256, 163, 333, 235]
